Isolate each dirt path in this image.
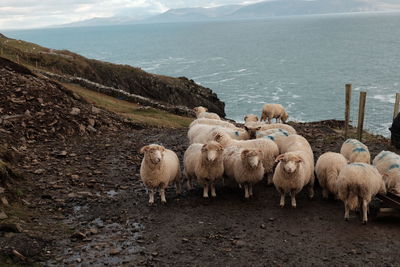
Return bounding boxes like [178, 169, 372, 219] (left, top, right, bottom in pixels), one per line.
[2, 124, 400, 266]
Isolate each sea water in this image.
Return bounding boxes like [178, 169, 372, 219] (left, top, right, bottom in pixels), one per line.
[5, 12, 400, 136]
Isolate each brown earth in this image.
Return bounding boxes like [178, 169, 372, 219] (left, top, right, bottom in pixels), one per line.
[1, 60, 400, 266]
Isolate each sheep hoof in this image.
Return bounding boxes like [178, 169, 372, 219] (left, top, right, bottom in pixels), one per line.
[344, 217, 349, 221]
[362, 220, 367, 225]
[291, 205, 297, 208]
[279, 204, 284, 208]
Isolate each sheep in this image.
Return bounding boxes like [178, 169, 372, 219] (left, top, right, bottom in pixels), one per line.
[315, 152, 348, 199]
[187, 124, 250, 144]
[272, 150, 315, 208]
[340, 139, 371, 164]
[223, 147, 265, 198]
[279, 134, 314, 162]
[256, 123, 297, 135]
[140, 144, 181, 204]
[214, 130, 279, 181]
[183, 141, 224, 198]
[373, 151, 400, 194]
[189, 118, 236, 129]
[256, 129, 290, 153]
[193, 106, 221, 120]
[337, 163, 386, 224]
[244, 114, 259, 123]
[260, 104, 289, 124]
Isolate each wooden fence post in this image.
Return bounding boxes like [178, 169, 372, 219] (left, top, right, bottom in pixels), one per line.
[393, 93, 400, 119]
[357, 91, 367, 141]
[344, 84, 352, 139]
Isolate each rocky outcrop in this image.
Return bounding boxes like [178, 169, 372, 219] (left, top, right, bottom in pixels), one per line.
[0, 34, 226, 117]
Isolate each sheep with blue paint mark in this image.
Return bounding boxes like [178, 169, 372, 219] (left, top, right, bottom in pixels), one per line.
[373, 150, 400, 194]
[337, 163, 386, 224]
[188, 124, 250, 144]
[257, 123, 297, 135]
[256, 128, 290, 153]
[340, 139, 371, 164]
[189, 118, 236, 129]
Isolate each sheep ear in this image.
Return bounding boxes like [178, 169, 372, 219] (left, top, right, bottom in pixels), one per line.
[242, 149, 250, 156]
[193, 107, 199, 112]
[275, 154, 285, 162]
[201, 144, 207, 151]
[217, 144, 224, 151]
[244, 115, 248, 121]
[255, 116, 259, 121]
[244, 126, 249, 131]
[204, 107, 208, 111]
[214, 133, 222, 141]
[256, 126, 261, 131]
[140, 146, 149, 154]
[295, 157, 303, 163]
[160, 146, 166, 152]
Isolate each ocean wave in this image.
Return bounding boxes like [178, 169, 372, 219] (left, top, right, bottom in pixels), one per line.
[371, 94, 395, 104]
[202, 77, 236, 84]
[192, 72, 221, 80]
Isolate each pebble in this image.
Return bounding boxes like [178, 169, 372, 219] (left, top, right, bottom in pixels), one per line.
[260, 223, 266, 229]
[109, 248, 121, 255]
[0, 211, 8, 220]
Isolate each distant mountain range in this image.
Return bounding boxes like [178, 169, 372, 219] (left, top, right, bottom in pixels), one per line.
[59, 0, 400, 28]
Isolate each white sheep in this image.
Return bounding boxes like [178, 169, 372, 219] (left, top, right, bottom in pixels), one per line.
[188, 124, 250, 144]
[183, 141, 224, 198]
[340, 139, 371, 164]
[223, 147, 265, 198]
[315, 152, 348, 199]
[337, 163, 386, 224]
[260, 104, 289, 124]
[193, 106, 221, 120]
[272, 150, 315, 208]
[257, 123, 297, 135]
[244, 114, 259, 123]
[140, 144, 181, 204]
[279, 134, 314, 163]
[214, 130, 279, 181]
[373, 151, 400, 194]
[189, 118, 236, 129]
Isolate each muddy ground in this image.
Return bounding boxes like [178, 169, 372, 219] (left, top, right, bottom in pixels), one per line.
[1, 122, 400, 266]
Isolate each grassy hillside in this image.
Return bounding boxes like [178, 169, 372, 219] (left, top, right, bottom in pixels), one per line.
[62, 83, 193, 128]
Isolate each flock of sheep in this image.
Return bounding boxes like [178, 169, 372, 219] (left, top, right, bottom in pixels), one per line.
[139, 104, 400, 224]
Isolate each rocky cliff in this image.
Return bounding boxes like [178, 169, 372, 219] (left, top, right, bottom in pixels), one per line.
[0, 34, 225, 117]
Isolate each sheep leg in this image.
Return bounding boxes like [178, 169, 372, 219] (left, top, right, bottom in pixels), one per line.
[203, 183, 209, 198]
[344, 201, 350, 221]
[249, 184, 254, 197]
[160, 187, 167, 203]
[267, 173, 273, 185]
[362, 199, 368, 224]
[268, 117, 272, 124]
[244, 184, 250, 199]
[308, 175, 315, 199]
[322, 189, 329, 199]
[211, 182, 217, 198]
[290, 190, 297, 208]
[176, 181, 182, 195]
[148, 188, 155, 204]
[279, 189, 285, 207]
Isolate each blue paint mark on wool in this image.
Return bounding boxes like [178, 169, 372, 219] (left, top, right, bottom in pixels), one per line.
[389, 164, 400, 170]
[350, 163, 366, 167]
[235, 131, 240, 136]
[378, 151, 390, 160]
[353, 147, 366, 153]
[266, 136, 275, 141]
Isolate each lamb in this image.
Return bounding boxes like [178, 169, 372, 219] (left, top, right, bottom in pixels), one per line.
[189, 118, 236, 129]
[193, 106, 221, 120]
[188, 124, 250, 144]
[315, 152, 348, 199]
[340, 139, 371, 164]
[214, 131, 279, 179]
[183, 141, 224, 198]
[140, 144, 181, 204]
[272, 151, 315, 208]
[244, 114, 259, 123]
[223, 147, 264, 198]
[337, 163, 386, 224]
[373, 151, 400, 194]
[260, 104, 289, 124]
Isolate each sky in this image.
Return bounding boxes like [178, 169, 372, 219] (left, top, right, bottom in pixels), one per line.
[0, 0, 265, 30]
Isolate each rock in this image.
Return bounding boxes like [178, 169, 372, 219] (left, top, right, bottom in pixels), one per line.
[72, 92, 81, 100]
[34, 169, 45, 175]
[182, 238, 189, 243]
[260, 223, 266, 229]
[232, 240, 246, 247]
[56, 151, 68, 158]
[71, 175, 79, 179]
[151, 252, 158, 256]
[88, 119, 96, 127]
[87, 125, 97, 133]
[89, 228, 98, 235]
[0, 187, 4, 194]
[0, 211, 8, 220]
[92, 106, 101, 114]
[70, 108, 81, 115]
[269, 217, 275, 222]
[1, 197, 9, 206]
[109, 248, 121, 255]
[71, 231, 86, 239]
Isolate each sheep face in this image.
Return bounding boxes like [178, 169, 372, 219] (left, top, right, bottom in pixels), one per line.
[281, 112, 289, 123]
[244, 126, 261, 140]
[244, 114, 259, 123]
[276, 153, 302, 174]
[140, 145, 165, 165]
[201, 142, 223, 162]
[194, 106, 207, 116]
[242, 149, 262, 169]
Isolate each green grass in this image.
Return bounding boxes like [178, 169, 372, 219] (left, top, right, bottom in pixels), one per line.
[62, 83, 193, 128]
